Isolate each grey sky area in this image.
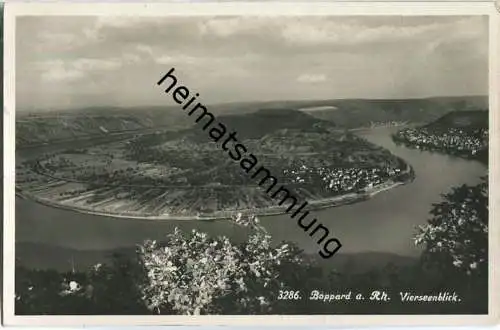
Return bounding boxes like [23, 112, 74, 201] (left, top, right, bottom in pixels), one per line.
[16, 15, 488, 111]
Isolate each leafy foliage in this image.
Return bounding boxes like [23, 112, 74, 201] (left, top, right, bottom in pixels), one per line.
[415, 176, 488, 278]
[138, 214, 300, 315]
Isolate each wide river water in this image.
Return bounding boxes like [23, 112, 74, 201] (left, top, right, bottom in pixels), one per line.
[15, 127, 487, 257]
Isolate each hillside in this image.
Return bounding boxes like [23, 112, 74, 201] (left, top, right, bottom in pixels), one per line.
[16, 106, 194, 148]
[305, 95, 488, 128]
[16, 105, 413, 219]
[423, 110, 488, 132]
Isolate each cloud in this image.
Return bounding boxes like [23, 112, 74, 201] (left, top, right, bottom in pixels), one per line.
[198, 17, 244, 37]
[279, 16, 486, 50]
[39, 60, 85, 82]
[73, 58, 123, 71]
[15, 15, 488, 110]
[297, 73, 327, 83]
[36, 58, 124, 82]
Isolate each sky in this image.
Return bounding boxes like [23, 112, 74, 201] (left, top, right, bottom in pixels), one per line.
[16, 15, 489, 111]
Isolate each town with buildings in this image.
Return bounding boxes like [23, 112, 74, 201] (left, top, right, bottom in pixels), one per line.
[392, 111, 488, 163]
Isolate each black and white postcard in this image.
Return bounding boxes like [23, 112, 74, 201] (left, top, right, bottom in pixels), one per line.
[3, 1, 499, 326]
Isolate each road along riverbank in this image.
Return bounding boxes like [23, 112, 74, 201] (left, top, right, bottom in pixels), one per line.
[16, 161, 414, 221]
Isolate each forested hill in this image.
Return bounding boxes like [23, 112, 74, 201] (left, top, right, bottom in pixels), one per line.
[214, 108, 336, 139]
[303, 95, 487, 128]
[423, 110, 488, 132]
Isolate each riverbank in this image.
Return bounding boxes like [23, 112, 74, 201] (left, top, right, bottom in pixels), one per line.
[16, 162, 414, 221]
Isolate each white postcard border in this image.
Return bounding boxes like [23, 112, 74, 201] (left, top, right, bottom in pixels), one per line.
[3, 1, 500, 326]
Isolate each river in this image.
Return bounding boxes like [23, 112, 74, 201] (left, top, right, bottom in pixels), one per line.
[15, 127, 487, 261]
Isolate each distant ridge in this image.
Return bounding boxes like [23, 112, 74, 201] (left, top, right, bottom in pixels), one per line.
[17, 95, 487, 116]
[16, 95, 488, 147]
[303, 95, 488, 128]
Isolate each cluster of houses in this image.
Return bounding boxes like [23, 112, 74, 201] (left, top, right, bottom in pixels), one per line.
[394, 128, 488, 156]
[283, 164, 402, 194]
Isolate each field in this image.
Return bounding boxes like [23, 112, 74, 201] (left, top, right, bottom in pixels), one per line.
[17, 96, 487, 219]
[16, 108, 414, 219]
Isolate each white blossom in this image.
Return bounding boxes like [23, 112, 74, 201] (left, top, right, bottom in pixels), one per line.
[138, 215, 296, 315]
